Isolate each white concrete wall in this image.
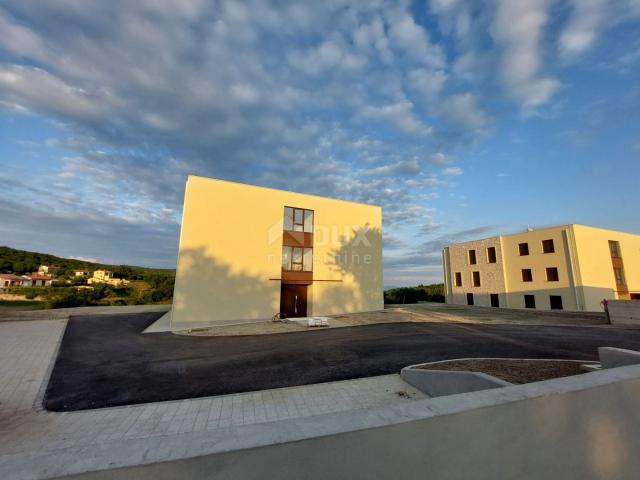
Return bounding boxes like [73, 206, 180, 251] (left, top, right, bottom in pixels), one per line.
[59, 365, 640, 480]
[608, 300, 640, 326]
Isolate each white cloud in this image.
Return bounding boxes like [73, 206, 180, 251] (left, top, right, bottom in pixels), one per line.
[441, 92, 492, 137]
[358, 101, 432, 136]
[491, 0, 560, 110]
[559, 0, 608, 58]
[442, 166, 463, 176]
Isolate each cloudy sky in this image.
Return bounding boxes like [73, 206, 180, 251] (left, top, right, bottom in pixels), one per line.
[1, 0, 639, 286]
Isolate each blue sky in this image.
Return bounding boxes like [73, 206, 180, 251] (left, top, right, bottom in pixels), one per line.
[0, 0, 639, 286]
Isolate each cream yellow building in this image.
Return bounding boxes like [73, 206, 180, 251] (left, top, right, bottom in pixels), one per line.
[443, 224, 640, 312]
[88, 270, 129, 287]
[166, 175, 383, 328]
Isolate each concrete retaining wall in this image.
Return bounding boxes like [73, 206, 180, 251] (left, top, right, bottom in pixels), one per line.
[599, 347, 640, 368]
[608, 300, 640, 326]
[35, 364, 640, 480]
[401, 364, 511, 396]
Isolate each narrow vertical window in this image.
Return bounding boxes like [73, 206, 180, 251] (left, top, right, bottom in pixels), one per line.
[472, 271, 481, 287]
[303, 210, 314, 233]
[542, 239, 555, 253]
[303, 248, 313, 271]
[468, 249, 477, 265]
[487, 247, 497, 263]
[284, 207, 294, 231]
[455, 272, 462, 287]
[281, 246, 292, 270]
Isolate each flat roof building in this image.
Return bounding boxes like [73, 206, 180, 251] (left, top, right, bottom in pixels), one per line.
[166, 175, 383, 328]
[442, 224, 640, 312]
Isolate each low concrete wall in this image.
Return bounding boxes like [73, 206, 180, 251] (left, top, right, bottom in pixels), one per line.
[18, 365, 640, 480]
[401, 364, 511, 396]
[608, 300, 640, 326]
[599, 347, 640, 368]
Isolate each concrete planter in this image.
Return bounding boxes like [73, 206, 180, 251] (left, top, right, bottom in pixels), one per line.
[401, 362, 512, 397]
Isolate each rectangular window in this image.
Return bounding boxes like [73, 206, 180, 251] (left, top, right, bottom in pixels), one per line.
[521, 268, 533, 282]
[472, 271, 481, 287]
[609, 240, 621, 258]
[549, 295, 563, 310]
[468, 249, 477, 265]
[466, 293, 474, 306]
[455, 272, 462, 287]
[519, 243, 529, 256]
[614, 267, 626, 286]
[284, 207, 313, 233]
[303, 248, 313, 272]
[546, 267, 559, 282]
[487, 247, 497, 263]
[524, 294, 536, 309]
[282, 246, 292, 270]
[542, 239, 555, 253]
[282, 246, 313, 272]
[490, 294, 500, 308]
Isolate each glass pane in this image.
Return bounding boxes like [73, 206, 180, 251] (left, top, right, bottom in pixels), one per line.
[292, 247, 303, 262]
[281, 246, 292, 270]
[293, 224, 303, 232]
[303, 210, 313, 232]
[294, 208, 304, 224]
[292, 263, 302, 271]
[303, 248, 313, 271]
[284, 207, 293, 231]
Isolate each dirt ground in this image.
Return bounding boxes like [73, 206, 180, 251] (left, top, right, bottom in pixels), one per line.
[176, 302, 608, 337]
[418, 358, 588, 384]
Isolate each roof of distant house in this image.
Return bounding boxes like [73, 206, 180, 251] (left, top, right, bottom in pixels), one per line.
[28, 274, 53, 280]
[0, 273, 25, 281]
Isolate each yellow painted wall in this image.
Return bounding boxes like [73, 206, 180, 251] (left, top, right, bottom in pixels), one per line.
[444, 224, 640, 312]
[501, 226, 579, 310]
[171, 175, 383, 326]
[572, 224, 640, 311]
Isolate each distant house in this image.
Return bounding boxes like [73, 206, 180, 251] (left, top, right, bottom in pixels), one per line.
[27, 274, 53, 287]
[0, 274, 26, 288]
[88, 270, 129, 287]
[38, 265, 58, 276]
[74, 269, 90, 278]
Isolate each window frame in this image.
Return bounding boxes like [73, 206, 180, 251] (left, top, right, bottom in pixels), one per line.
[487, 246, 497, 264]
[549, 295, 563, 310]
[519, 242, 529, 256]
[542, 239, 555, 254]
[282, 246, 313, 272]
[609, 240, 621, 258]
[613, 267, 626, 286]
[524, 294, 536, 309]
[546, 267, 559, 282]
[468, 249, 477, 265]
[472, 271, 481, 287]
[521, 268, 533, 282]
[284, 206, 314, 233]
[454, 272, 462, 287]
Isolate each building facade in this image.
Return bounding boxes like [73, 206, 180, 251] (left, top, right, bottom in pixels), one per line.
[443, 224, 640, 312]
[168, 175, 383, 327]
[88, 270, 129, 287]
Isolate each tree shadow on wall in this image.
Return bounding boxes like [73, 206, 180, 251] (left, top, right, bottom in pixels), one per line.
[321, 225, 383, 313]
[172, 247, 279, 324]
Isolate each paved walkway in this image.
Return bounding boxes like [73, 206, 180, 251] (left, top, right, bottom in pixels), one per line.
[0, 318, 424, 478]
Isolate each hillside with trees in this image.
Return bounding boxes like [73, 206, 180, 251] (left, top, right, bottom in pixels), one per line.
[384, 283, 445, 304]
[0, 246, 175, 309]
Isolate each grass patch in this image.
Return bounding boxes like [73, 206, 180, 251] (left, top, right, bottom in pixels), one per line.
[0, 300, 46, 311]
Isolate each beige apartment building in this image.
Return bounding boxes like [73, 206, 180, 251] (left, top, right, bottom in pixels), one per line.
[443, 224, 640, 312]
[166, 175, 383, 328]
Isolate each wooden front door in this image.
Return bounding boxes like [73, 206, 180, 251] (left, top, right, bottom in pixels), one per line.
[280, 284, 307, 318]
